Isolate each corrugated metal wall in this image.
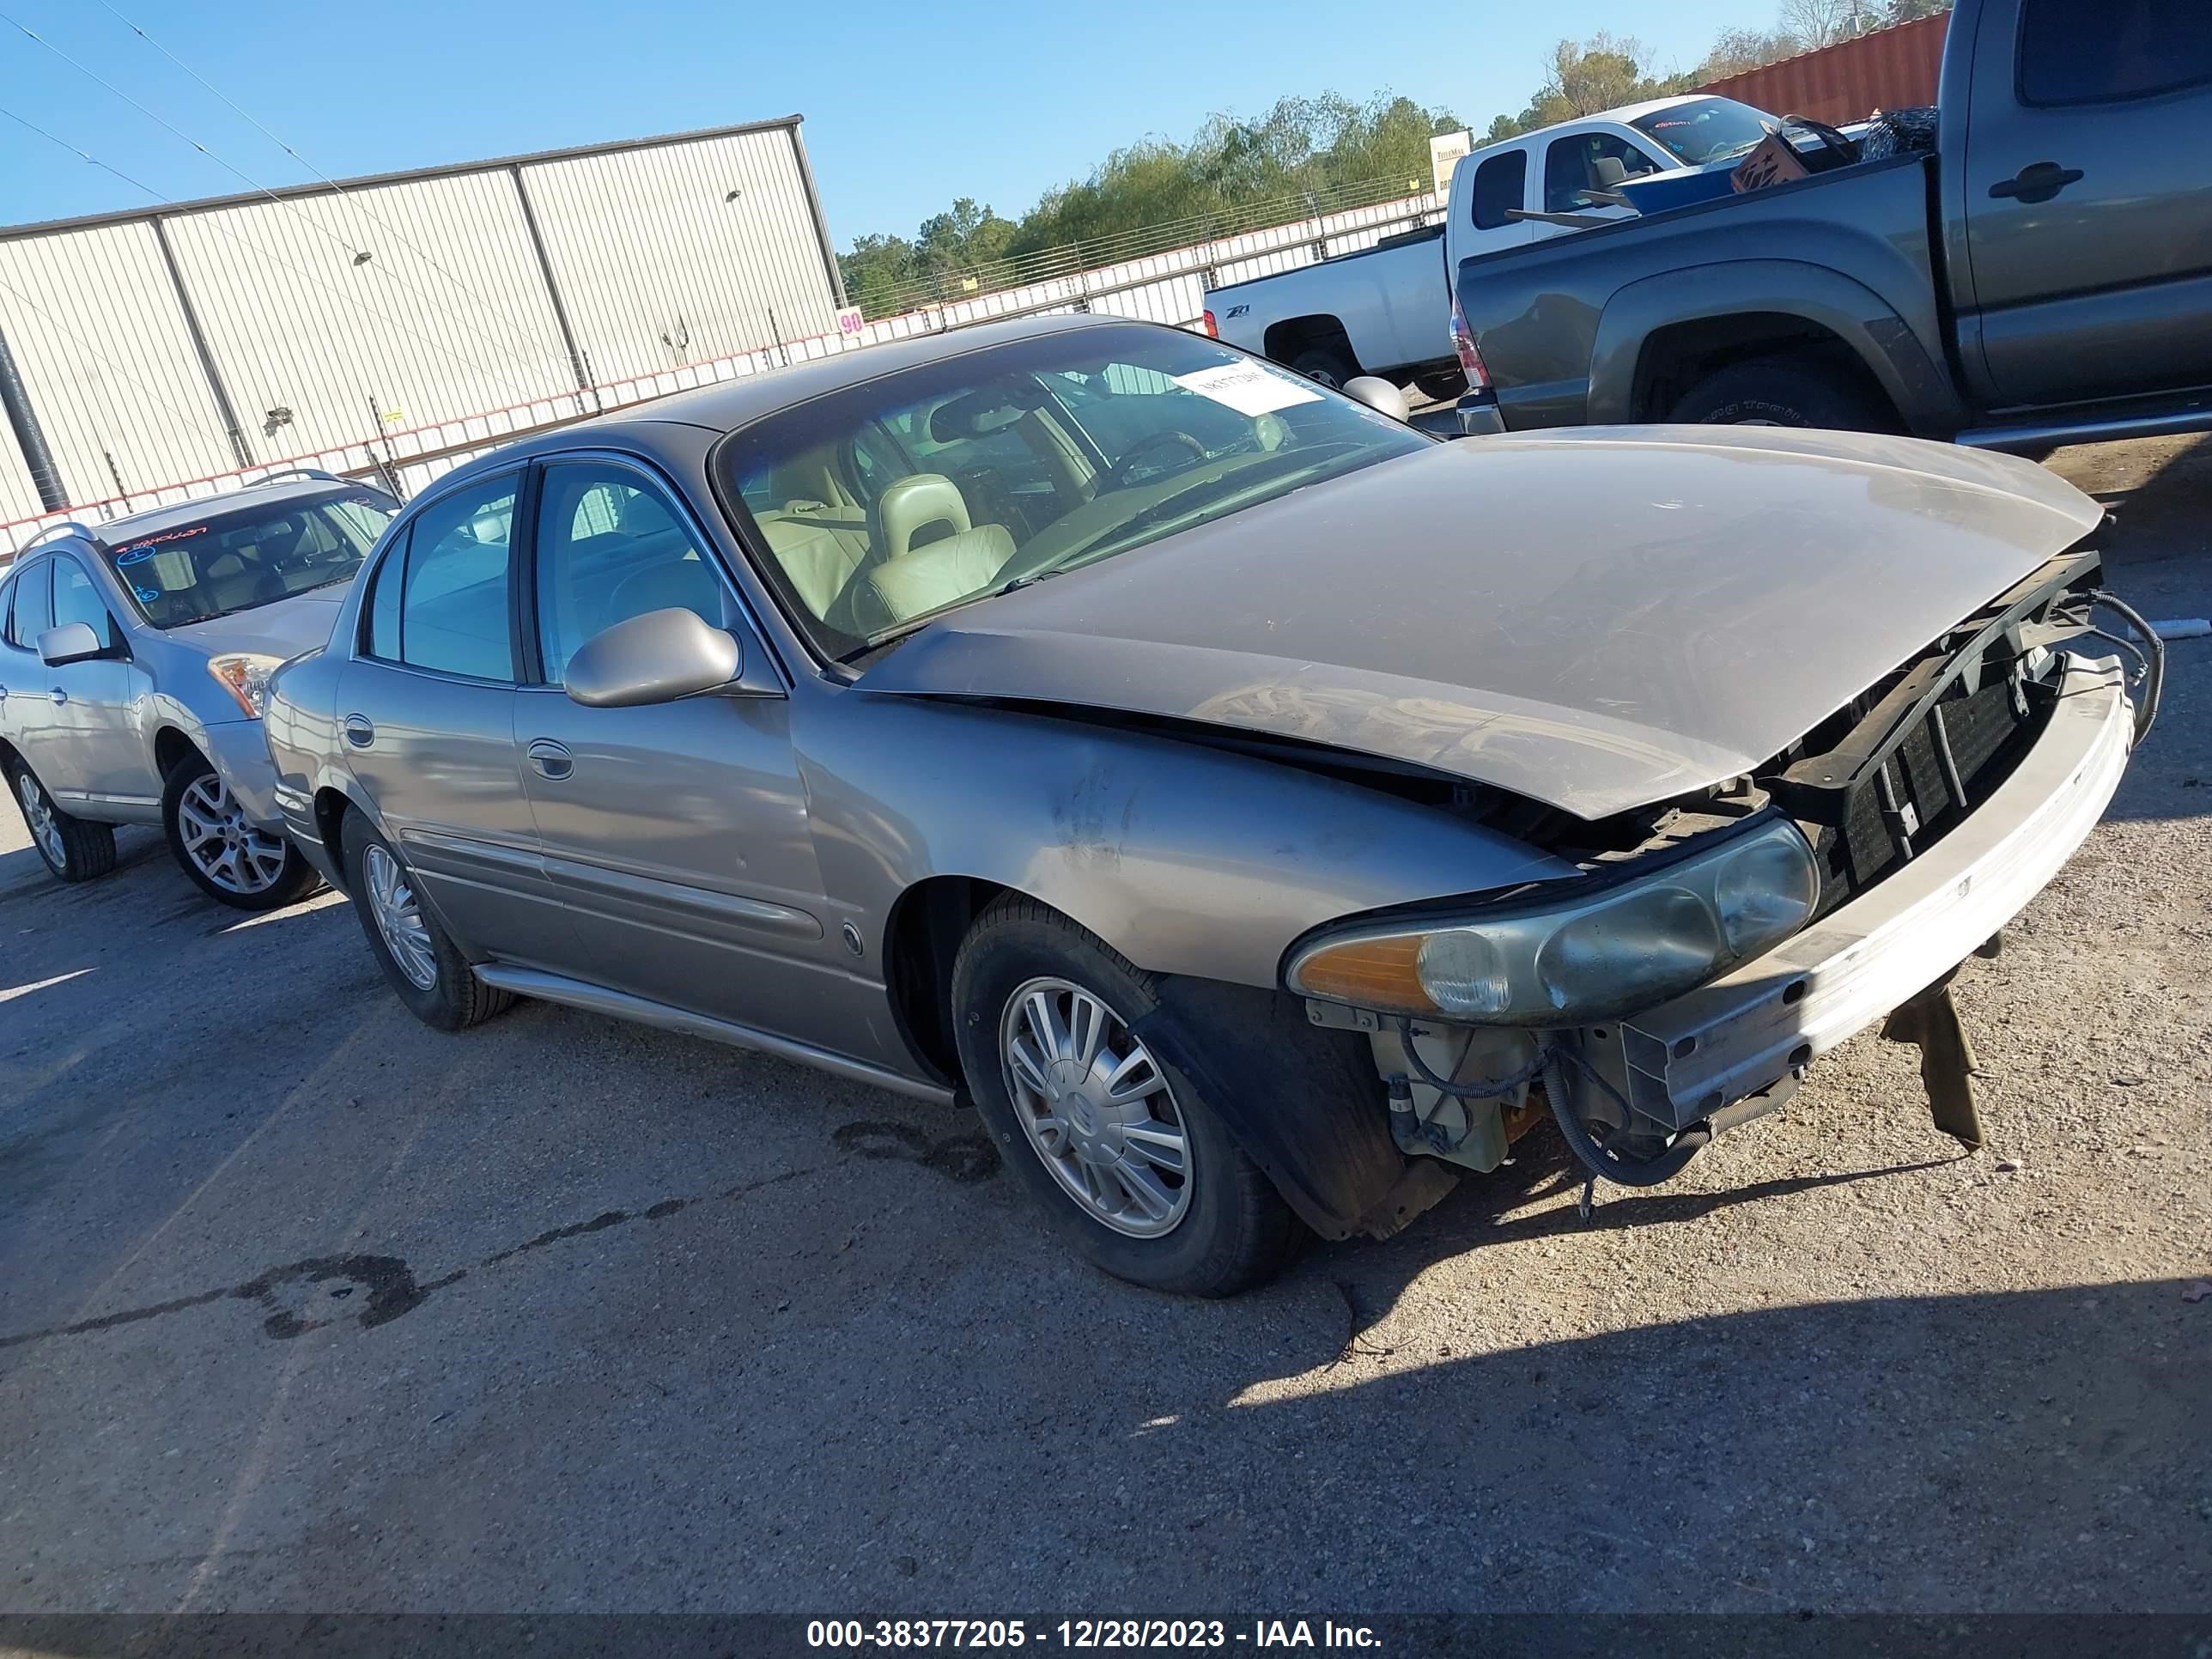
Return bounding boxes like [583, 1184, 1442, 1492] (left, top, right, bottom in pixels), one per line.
[3, 172, 1442, 554]
[0, 118, 842, 536]
[1696, 13, 1949, 127]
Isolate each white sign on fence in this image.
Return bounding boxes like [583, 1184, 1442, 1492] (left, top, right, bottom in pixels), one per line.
[1429, 130, 1474, 198]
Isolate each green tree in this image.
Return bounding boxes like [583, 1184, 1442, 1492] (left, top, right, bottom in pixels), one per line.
[842, 86, 1465, 313]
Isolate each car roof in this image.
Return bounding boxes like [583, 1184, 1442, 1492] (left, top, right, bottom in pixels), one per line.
[1479, 94, 1738, 155]
[32, 476, 382, 553]
[419, 312, 1176, 498]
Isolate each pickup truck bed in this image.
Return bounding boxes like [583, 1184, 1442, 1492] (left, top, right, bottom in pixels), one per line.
[1459, 154, 1955, 434]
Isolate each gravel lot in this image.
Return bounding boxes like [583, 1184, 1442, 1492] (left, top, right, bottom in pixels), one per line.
[2, 436, 2207, 1617]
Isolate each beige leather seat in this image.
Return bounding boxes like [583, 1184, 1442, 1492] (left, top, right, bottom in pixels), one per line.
[874, 473, 970, 557]
[847, 473, 1015, 628]
[750, 452, 874, 620]
[860, 523, 1016, 625]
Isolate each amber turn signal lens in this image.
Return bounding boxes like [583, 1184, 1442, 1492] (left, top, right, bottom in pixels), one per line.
[1288, 933, 1437, 1013]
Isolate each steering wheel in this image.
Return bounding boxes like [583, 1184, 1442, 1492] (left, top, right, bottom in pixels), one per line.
[1103, 429, 1207, 489]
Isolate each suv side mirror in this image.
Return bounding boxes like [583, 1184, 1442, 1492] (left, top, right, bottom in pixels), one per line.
[1343, 376, 1411, 422]
[564, 607, 749, 708]
[38, 622, 115, 667]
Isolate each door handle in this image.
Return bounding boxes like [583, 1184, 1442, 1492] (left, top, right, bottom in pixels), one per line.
[1989, 162, 2082, 204]
[48, 687, 67, 706]
[526, 738, 574, 781]
[343, 714, 374, 749]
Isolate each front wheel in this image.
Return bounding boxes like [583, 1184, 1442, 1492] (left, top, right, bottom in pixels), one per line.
[162, 755, 319, 910]
[7, 757, 117, 884]
[951, 896, 1300, 1296]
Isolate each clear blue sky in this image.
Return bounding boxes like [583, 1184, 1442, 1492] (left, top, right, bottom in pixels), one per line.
[0, 0, 1759, 245]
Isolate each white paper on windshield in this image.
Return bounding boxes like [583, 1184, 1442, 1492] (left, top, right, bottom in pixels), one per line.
[1171, 362, 1323, 417]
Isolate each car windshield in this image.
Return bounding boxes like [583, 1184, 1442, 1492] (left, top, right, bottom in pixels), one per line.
[715, 325, 1431, 660]
[106, 488, 396, 629]
[1632, 98, 1777, 166]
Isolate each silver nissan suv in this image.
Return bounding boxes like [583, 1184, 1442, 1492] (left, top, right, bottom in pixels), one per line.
[0, 471, 398, 908]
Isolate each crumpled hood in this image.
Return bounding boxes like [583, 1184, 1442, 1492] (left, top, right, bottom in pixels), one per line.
[169, 586, 348, 661]
[858, 427, 2102, 818]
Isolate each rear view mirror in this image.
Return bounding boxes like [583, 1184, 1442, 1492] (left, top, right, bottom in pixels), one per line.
[564, 608, 742, 708]
[929, 382, 1047, 441]
[38, 622, 110, 667]
[1344, 376, 1411, 422]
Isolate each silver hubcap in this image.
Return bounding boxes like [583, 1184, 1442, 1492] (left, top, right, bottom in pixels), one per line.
[363, 843, 437, 991]
[18, 772, 63, 867]
[175, 774, 289, 895]
[1000, 976, 1192, 1238]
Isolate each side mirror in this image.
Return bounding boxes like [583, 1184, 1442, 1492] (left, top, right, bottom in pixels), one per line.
[563, 607, 744, 708]
[1343, 376, 1411, 422]
[38, 622, 111, 667]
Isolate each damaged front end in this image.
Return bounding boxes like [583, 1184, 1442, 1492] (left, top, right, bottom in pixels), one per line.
[1288, 552, 2160, 1190]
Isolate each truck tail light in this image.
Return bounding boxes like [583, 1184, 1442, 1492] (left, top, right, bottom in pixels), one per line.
[1200, 308, 1219, 338]
[1450, 294, 1489, 392]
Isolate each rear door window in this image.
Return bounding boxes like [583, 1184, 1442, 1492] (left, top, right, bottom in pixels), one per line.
[385, 477, 520, 681]
[1470, 149, 1528, 231]
[2018, 0, 2212, 104]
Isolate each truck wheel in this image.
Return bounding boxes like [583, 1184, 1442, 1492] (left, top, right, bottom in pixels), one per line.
[1290, 346, 1357, 390]
[7, 757, 117, 884]
[1668, 359, 1891, 431]
[951, 896, 1302, 1297]
[1413, 369, 1468, 404]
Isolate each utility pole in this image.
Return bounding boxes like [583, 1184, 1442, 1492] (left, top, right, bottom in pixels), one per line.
[0, 324, 69, 513]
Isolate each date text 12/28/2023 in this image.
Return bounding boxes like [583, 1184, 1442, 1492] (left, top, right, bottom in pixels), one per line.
[805, 1620, 1382, 1649]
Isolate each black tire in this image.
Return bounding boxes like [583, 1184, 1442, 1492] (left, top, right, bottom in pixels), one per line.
[161, 752, 319, 911]
[951, 895, 1301, 1297]
[5, 756, 117, 884]
[1289, 345, 1357, 390]
[1413, 368, 1468, 404]
[339, 808, 513, 1031]
[1667, 357, 1893, 431]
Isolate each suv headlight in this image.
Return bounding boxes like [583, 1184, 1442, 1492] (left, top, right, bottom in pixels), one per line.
[207, 653, 285, 720]
[1286, 817, 1818, 1024]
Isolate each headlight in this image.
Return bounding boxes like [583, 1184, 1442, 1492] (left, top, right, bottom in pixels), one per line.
[207, 653, 285, 720]
[1287, 817, 1818, 1024]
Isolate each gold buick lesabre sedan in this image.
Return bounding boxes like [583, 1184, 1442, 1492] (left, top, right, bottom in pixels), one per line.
[258, 315, 2159, 1295]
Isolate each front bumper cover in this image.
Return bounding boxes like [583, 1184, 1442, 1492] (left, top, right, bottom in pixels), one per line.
[1611, 653, 2136, 1130]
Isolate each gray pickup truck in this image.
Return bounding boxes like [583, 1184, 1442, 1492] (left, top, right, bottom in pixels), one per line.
[1455, 0, 2212, 453]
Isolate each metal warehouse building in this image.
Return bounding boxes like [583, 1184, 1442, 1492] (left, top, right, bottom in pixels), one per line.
[0, 117, 846, 541]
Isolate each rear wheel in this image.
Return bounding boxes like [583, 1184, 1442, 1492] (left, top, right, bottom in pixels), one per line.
[7, 757, 116, 884]
[340, 810, 513, 1031]
[1289, 345, 1358, 390]
[1667, 357, 1892, 431]
[951, 896, 1300, 1297]
[1413, 368, 1468, 404]
[162, 754, 318, 910]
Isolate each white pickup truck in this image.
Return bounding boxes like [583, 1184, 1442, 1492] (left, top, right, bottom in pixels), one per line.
[1203, 95, 1799, 406]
